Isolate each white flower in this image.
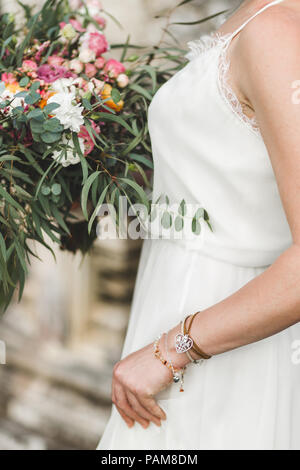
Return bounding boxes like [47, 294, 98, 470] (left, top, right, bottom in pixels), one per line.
[50, 78, 78, 94]
[51, 135, 85, 167]
[78, 47, 96, 63]
[47, 92, 84, 133]
[0, 88, 24, 114]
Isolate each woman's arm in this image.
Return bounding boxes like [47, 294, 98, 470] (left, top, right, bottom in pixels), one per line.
[112, 8, 300, 429]
[172, 6, 300, 356]
[168, 244, 300, 358]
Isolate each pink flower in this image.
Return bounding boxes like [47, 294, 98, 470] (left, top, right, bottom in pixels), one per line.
[37, 64, 74, 83]
[1, 72, 15, 84]
[104, 59, 126, 78]
[91, 78, 105, 94]
[59, 21, 67, 29]
[85, 63, 97, 78]
[69, 19, 86, 32]
[95, 16, 106, 29]
[88, 32, 108, 56]
[95, 56, 106, 69]
[47, 55, 64, 67]
[78, 121, 101, 155]
[22, 60, 38, 72]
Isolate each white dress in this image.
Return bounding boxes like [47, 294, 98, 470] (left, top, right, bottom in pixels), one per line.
[98, 0, 300, 450]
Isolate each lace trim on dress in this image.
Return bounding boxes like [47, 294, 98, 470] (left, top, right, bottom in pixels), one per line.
[185, 32, 261, 137]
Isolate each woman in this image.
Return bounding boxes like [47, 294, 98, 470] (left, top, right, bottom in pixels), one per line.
[98, 0, 300, 450]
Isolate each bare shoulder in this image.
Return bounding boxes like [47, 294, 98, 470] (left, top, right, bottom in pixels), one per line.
[237, 2, 300, 73]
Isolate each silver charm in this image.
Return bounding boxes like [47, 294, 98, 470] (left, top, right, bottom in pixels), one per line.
[175, 333, 193, 354]
[173, 373, 180, 383]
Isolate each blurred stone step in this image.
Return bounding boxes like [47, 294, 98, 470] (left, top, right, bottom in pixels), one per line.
[0, 418, 48, 450]
[6, 378, 110, 450]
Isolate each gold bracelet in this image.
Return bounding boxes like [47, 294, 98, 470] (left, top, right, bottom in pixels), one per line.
[183, 313, 211, 360]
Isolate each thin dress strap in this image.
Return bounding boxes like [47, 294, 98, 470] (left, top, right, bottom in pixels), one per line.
[227, 0, 285, 42]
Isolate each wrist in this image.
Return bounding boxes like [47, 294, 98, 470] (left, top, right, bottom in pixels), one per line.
[167, 313, 212, 366]
[166, 323, 191, 368]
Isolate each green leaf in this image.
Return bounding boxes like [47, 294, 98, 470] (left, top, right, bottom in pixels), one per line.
[13, 184, 32, 200]
[161, 211, 172, 229]
[81, 171, 101, 220]
[175, 215, 184, 231]
[95, 112, 136, 135]
[27, 108, 44, 120]
[138, 65, 157, 94]
[192, 217, 201, 235]
[16, 11, 39, 67]
[194, 207, 204, 219]
[0, 155, 22, 163]
[51, 205, 70, 235]
[14, 240, 28, 274]
[129, 153, 153, 169]
[29, 81, 40, 92]
[30, 119, 44, 133]
[171, 9, 228, 26]
[82, 98, 93, 110]
[41, 131, 61, 143]
[44, 102, 60, 113]
[0, 185, 24, 213]
[88, 183, 110, 234]
[25, 92, 41, 105]
[18, 268, 26, 302]
[72, 132, 88, 183]
[34, 160, 56, 199]
[128, 83, 153, 101]
[19, 76, 30, 87]
[176, 0, 195, 6]
[178, 199, 186, 216]
[0, 232, 7, 261]
[51, 183, 61, 196]
[111, 88, 121, 104]
[43, 118, 63, 132]
[119, 177, 149, 210]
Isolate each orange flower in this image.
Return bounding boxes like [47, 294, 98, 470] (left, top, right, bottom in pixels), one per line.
[39, 91, 56, 109]
[101, 83, 124, 112]
[39, 99, 48, 109]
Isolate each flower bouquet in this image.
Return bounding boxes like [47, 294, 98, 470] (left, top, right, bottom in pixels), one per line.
[0, 0, 217, 312]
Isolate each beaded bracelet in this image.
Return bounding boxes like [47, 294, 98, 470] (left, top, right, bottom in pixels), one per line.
[153, 334, 186, 392]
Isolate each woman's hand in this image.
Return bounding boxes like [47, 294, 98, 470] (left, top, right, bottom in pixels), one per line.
[112, 331, 184, 429]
